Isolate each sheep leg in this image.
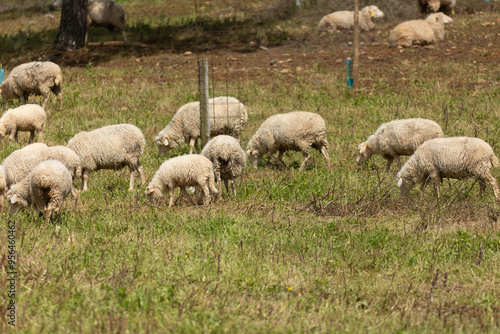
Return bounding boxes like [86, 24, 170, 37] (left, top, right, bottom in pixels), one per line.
[394, 156, 402, 171]
[167, 187, 175, 207]
[320, 146, 331, 171]
[189, 137, 197, 154]
[269, 153, 285, 170]
[44, 208, 53, 224]
[9, 129, 17, 142]
[82, 169, 90, 191]
[299, 152, 310, 172]
[230, 180, 237, 197]
[42, 95, 49, 110]
[384, 157, 394, 173]
[122, 30, 127, 43]
[71, 188, 78, 210]
[479, 179, 487, 197]
[484, 172, 500, 204]
[29, 130, 35, 143]
[138, 164, 146, 185]
[196, 183, 210, 205]
[181, 187, 197, 205]
[429, 171, 441, 199]
[128, 167, 136, 191]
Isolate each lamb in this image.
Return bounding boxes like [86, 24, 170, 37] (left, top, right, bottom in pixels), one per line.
[7, 160, 78, 223]
[318, 5, 384, 34]
[67, 123, 145, 191]
[87, 0, 127, 42]
[200, 135, 246, 196]
[0, 104, 46, 143]
[397, 137, 500, 203]
[146, 154, 218, 207]
[155, 96, 248, 155]
[0, 61, 63, 110]
[389, 13, 453, 48]
[357, 118, 444, 172]
[246, 111, 331, 172]
[418, 0, 456, 16]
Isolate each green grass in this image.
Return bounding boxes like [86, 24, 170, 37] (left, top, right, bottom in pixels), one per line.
[1, 0, 500, 333]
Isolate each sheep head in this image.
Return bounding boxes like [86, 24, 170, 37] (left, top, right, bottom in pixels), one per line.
[246, 148, 261, 167]
[368, 6, 384, 19]
[7, 191, 29, 216]
[145, 185, 163, 204]
[356, 142, 372, 165]
[397, 171, 415, 197]
[155, 135, 172, 156]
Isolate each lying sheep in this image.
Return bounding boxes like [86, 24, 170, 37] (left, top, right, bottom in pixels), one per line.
[318, 5, 384, 34]
[397, 137, 500, 203]
[0, 61, 63, 110]
[7, 160, 78, 223]
[155, 96, 248, 155]
[389, 13, 453, 48]
[357, 118, 444, 172]
[201, 135, 246, 196]
[0, 104, 46, 143]
[146, 155, 218, 207]
[246, 111, 331, 172]
[67, 123, 145, 191]
[87, 0, 127, 42]
[418, 0, 456, 16]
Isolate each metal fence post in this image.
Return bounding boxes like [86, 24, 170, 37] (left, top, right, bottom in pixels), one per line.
[198, 58, 210, 150]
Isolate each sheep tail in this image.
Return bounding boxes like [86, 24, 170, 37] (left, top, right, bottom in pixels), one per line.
[491, 154, 500, 169]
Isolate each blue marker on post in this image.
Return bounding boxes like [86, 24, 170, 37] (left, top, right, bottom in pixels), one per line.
[346, 59, 353, 89]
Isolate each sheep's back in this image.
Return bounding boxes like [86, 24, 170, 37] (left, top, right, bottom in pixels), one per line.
[154, 155, 213, 186]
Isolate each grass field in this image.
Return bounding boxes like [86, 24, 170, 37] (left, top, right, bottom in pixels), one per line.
[0, 0, 500, 332]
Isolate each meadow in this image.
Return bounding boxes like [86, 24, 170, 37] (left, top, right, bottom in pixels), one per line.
[0, 0, 499, 332]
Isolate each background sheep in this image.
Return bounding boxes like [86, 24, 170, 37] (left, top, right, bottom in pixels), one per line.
[357, 118, 444, 172]
[146, 154, 218, 207]
[87, 0, 127, 43]
[397, 137, 500, 203]
[201, 135, 246, 196]
[418, 0, 456, 16]
[389, 13, 453, 48]
[318, 5, 384, 34]
[155, 96, 248, 155]
[0, 104, 46, 143]
[0, 61, 63, 110]
[246, 111, 331, 172]
[7, 160, 78, 223]
[67, 123, 145, 191]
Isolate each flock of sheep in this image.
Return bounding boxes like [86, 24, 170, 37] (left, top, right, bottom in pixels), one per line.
[0, 0, 496, 223]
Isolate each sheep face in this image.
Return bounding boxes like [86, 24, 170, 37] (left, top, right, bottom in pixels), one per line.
[145, 185, 163, 203]
[397, 174, 414, 197]
[356, 142, 372, 165]
[367, 6, 384, 19]
[155, 136, 172, 156]
[246, 148, 261, 167]
[438, 13, 453, 24]
[7, 192, 29, 216]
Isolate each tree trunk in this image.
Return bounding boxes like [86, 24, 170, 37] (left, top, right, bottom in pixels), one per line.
[55, 0, 88, 51]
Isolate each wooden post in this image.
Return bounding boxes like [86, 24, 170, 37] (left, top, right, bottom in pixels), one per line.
[353, 0, 359, 91]
[198, 58, 210, 150]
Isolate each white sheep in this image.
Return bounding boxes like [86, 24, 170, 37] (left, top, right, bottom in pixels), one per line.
[0, 61, 63, 110]
[87, 0, 127, 42]
[7, 160, 78, 223]
[357, 118, 444, 172]
[67, 123, 145, 191]
[397, 137, 500, 203]
[389, 13, 453, 48]
[155, 96, 248, 155]
[146, 154, 218, 207]
[418, 0, 456, 16]
[0, 104, 46, 143]
[246, 111, 331, 172]
[200, 135, 246, 196]
[318, 5, 384, 34]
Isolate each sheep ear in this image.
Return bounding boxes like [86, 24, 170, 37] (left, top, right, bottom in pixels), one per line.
[10, 194, 18, 204]
[163, 139, 169, 146]
[397, 178, 403, 187]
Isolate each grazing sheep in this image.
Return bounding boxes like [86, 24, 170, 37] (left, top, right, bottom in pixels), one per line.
[318, 5, 384, 34]
[0, 61, 63, 110]
[16, 142, 49, 152]
[7, 160, 78, 223]
[201, 135, 246, 196]
[389, 13, 453, 48]
[0, 104, 46, 143]
[397, 137, 500, 203]
[246, 111, 331, 172]
[418, 0, 456, 16]
[87, 0, 127, 42]
[155, 96, 248, 155]
[146, 154, 218, 207]
[357, 118, 444, 172]
[67, 123, 145, 191]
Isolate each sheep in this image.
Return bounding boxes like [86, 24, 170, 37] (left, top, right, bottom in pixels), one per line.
[67, 123, 145, 191]
[16, 142, 48, 152]
[146, 154, 218, 207]
[418, 0, 456, 16]
[200, 135, 246, 196]
[87, 0, 127, 42]
[357, 118, 444, 172]
[155, 96, 248, 156]
[0, 61, 63, 110]
[318, 5, 384, 34]
[389, 13, 453, 48]
[397, 137, 500, 203]
[0, 104, 46, 143]
[7, 160, 78, 223]
[246, 111, 331, 172]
